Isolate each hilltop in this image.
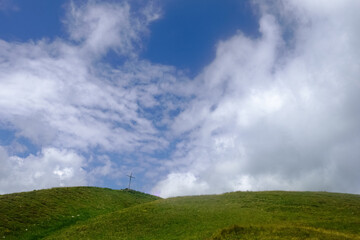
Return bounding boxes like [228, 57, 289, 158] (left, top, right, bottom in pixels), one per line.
[1, 188, 360, 239]
[0, 187, 159, 239]
[46, 191, 360, 240]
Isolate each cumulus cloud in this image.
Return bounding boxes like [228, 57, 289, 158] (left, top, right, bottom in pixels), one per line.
[153, 172, 209, 197]
[0, 1, 171, 153]
[0, 0, 179, 193]
[2, 0, 359, 197]
[0, 147, 86, 194]
[154, 0, 360, 197]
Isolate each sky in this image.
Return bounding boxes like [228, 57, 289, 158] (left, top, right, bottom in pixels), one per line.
[0, 0, 359, 198]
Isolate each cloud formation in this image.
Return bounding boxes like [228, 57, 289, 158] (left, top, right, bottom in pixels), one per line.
[1, 0, 359, 197]
[154, 0, 360, 197]
[0, 0, 178, 193]
[0, 1, 164, 152]
[0, 147, 86, 194]
[65, 1, 155, 57]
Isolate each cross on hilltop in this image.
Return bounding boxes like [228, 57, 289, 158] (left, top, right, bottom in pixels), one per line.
[127, 172, 135, 190]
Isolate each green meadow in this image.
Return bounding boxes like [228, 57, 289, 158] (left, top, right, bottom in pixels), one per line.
[0, 187, 158, 239]
[1, 187, 359, 239]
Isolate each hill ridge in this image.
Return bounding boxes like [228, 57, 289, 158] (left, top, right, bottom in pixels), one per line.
[46, 190, 360, 240]
[0, 186, 160, 239]
[1, 188, 360, 239]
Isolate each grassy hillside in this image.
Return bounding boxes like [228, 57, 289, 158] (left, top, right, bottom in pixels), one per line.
[0, 187, 159, 239]
[45, 191, 360, 240]
[1, 188, 359, 240]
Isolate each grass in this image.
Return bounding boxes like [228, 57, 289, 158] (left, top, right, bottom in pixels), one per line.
[209, 224, 357, 240]
[1, 188, 359, 239]
[45, 191, 360, 240]
[0, 187, 159, 239]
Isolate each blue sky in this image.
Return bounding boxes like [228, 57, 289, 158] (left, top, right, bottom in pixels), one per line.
[142, 0, 259, 75]
[0, 0, 258, 75]
[1, 0, 360, 197]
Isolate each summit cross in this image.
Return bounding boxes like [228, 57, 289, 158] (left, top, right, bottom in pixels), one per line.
[127, 172, 135, 190]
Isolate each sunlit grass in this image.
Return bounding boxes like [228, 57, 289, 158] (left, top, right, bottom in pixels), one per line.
[1, 188, 359, 239]
[0, 187, 159, 239]
[46, 191, 360, 240]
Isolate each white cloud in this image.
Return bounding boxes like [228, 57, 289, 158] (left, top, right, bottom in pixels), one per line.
[0, 0, 178, 194]
[0, 147, 87, 194]
[153, 172, 209, 198]
[0, 1, 173, 153]
[65, 1, 152, 58]
[2, 0, 359, 197]
[154, 0, 360, 197]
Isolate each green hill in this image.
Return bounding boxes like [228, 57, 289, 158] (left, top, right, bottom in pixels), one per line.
[46, 191, 360, 240]
[1, 188, 360, 239]
[0, 187, 159, 239]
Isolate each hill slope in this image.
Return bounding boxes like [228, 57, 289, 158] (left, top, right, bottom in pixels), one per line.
[0, 187, 159, 239]
[45, 191, 360, 240]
